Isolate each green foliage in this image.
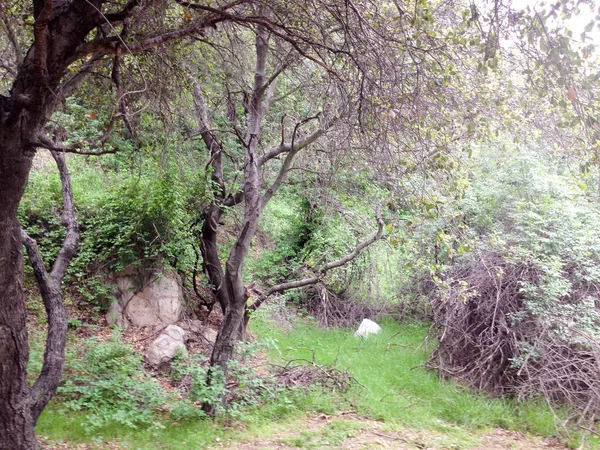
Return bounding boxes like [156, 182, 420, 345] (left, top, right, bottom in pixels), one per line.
[19, 142, 209, 307]
[59, 331, 167, 433]
[453, 143, 600, 341]
[245, 191, 307, 284]
[169, 352, 222, 420]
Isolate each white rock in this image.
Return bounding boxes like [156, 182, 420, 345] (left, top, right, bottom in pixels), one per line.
[125, 271, 183, 328]
[354, 319, 382, 337]
[146, 325, 188, 367]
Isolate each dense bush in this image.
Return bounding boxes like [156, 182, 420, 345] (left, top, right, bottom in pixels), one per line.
[19, 147, 208, 307]
[59, 332, 168, 432]
[429, 144, 600, 423]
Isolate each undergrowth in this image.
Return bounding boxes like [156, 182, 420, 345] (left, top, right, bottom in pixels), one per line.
[33, 313, 599, 448]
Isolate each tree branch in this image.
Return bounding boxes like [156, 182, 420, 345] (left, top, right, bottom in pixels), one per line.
[258, 116, 338, 167]
[33, 0, 53, 76]
[0, 11, 24, 65]
[186, 73, 227, 197]
[68, 18, 220, 64]
[35, 134, 117, 156]
[55, 52, 106, 107]
[172, 1, 341, 77]
[0, 57, 17, 77]
[22, 148, 79, 422]
[248, 210, 385, 312]
[103, 0, 142, 22]
[49, 150, 80, 281]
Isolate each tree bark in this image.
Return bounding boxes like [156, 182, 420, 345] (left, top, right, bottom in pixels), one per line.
[0, 134, 37, 449]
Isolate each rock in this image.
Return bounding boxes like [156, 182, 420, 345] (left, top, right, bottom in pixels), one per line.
[203, 328, 218, 345]
[179, 319, 204, 335]
[355, 319, 382, 337]
[146, 325, 188, 367]
[106, 300, 128, 330]
[108, 268, 184, 330]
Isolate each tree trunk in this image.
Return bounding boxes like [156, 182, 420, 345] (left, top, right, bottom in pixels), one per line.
[0, 136, 37, 449]
[200, 204, 229, 314]
[203, 272, 247, 416]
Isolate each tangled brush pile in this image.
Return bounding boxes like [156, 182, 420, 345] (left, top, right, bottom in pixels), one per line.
[429, 250, 600, 424]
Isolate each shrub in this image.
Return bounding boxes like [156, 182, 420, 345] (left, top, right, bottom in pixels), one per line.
[429, 144, 600, 424]
[59, 331, 167, 432]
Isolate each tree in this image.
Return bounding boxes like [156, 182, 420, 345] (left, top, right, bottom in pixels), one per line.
[179, 1, 490, 412]
[0, 1, 267, 446]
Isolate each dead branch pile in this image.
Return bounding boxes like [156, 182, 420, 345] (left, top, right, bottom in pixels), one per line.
[428, 251, 600, 423]
[274, 357, 359, 393]
[303, 282, 387, 327]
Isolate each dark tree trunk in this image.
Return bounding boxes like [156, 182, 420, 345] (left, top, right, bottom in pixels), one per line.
[200, 204, 229, 314]
[0, 135, 37, 449]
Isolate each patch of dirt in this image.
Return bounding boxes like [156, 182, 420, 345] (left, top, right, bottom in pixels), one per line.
[38, 436, 125, 449]
[214, 414, 569, 450]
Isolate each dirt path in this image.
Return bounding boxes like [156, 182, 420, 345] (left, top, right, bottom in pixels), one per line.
[215, 414, 568, 450]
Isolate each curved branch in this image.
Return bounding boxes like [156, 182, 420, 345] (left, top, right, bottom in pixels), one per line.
[248, 210, 385, 312]
[22, 148, 80, 422]
[21, 231, 66, 423]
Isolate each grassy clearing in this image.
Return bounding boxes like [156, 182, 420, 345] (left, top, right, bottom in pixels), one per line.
[251, 312, 598, 448]
[34, 313, 600, 449]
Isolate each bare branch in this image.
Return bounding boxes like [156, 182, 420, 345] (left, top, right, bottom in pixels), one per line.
[258, 116, 338, 167]
[173, 2, 341, 77]
[260, 115, 339, 207]
[35, 134, 117, 156]
[0, 11, 24, 65]
[248, 210, 385, 312]
[0, 57, 17, 77]
[186, 73, 227, 197]
[49, 150, 80, 282]
[103, 0, 142, 23]
[56, 52, 106, 104]
[68, 19, 219, 64]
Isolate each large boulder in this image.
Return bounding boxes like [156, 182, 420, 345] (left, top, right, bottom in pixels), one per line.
[146, 325, 188, 367]
[107, 269, 184, 330]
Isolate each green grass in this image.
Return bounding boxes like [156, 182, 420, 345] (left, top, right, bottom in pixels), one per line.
[251, 313, 598, 448]
[34, 314, 600, 448]
[35, 372, 338, 449]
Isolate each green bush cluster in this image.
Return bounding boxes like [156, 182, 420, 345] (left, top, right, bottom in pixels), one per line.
[19, 147, 208, 307]
[455, 145, 600, 340]
[59, 332, 168, 432]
